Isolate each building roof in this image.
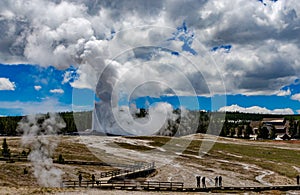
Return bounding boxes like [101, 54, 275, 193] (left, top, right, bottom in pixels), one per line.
[250, 121, 261, 128]
[262, 118, 285, 123]
[274, 125, 286, 130]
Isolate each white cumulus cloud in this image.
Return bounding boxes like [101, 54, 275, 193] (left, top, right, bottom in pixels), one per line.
[0, 78, 16, 91]
[219, 104, 294, 115]
[291, 93, 300, 102]
[49, 89, 64, 94]
[1, 0, 300, 97]
[276, 88, 291, 96]
[34, 85, 42, 91]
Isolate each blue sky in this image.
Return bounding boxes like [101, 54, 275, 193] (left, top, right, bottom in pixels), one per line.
[0, 0, 300, 116]
[0, 64, 95, 115]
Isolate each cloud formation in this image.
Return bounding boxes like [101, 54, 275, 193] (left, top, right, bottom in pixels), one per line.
[49, 88, 64, 94]
[219, 104, 294, 115]
[0, 77, 15, 90]
[0, 98, 70, 115]
[34, 85, 42, 91]
[276, 88, 291, 96]
[0, 0, 299, 97]
[291, 93, 300, 102]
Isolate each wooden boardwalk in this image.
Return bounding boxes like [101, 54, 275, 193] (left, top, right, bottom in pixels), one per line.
[62, 161, 300, 193]
[62, 180, 300, 193]
[62, 180, 184, 191]
[99, 162, 155, 182]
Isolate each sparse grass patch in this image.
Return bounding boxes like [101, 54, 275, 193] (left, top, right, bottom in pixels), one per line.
[113, 142, 153, 151]
[211, 142, 300, 178]
[125, 136, 172, 148]
[55, 138, 101, 162]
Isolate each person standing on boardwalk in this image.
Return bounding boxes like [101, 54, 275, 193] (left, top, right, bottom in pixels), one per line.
[215, 176, 219, 187]
[297, 175, 300, 185]
[219, 176, 222, 187]
[196, 176, 200, 188]
[91, 174, 95, 187]
[78, 173, 82, 187]
[202, 176, 206, 188]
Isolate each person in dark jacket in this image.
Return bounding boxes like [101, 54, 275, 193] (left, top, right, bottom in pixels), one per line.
[196, 176, 201, 188]
[202, 176, 206, 188]
[91, 174, 95, 187]
[215, 176, 219, 187]
[219, 176, 222, 187]
[78, 173, 82, 187]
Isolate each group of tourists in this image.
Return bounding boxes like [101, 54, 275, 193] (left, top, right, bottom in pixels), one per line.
[75, 173, 300, 188]
[196, 175, 222, 188]
[78, 173, 96, 186]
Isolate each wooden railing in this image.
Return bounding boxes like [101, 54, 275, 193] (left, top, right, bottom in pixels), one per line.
[62, 180, 184, 190]
[100, 162, 155, 178]
[62, 180, 103, 188]
[62, 180, 300, 192]
[0, 156, 28, 162]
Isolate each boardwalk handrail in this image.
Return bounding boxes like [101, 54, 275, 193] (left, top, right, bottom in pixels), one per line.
[100, 162, 155, 178]
[110, 180, 184, 189]
[54, 160, 146, 168]
[62, 180, 300, 192]
[62, 179, 184, 189]
[62, 180, 108, 188]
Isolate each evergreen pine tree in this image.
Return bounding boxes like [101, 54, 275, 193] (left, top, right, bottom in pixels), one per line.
[2, 138, 11, 158]
[244, 124, 253, 139]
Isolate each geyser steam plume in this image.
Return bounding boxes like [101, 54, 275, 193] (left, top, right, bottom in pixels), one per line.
[18, 113, 66, 187]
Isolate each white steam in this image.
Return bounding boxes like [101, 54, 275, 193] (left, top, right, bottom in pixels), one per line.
[18, 113, 66, 187]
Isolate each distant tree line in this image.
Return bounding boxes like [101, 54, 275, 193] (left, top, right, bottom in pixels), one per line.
[60, 111, 92, 134]
[0, 110, 299, 139]
[0, 111, 92, 136]
[0, 116, 22, 136]
[137, 109, 300, 139]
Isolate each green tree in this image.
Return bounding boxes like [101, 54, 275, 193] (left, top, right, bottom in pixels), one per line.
[197, 111, 209, 133]
[220, 119, 230, 137]
[237, 125, 243, 138]
[21, 150, 27, 156]
[244, 124, 253, 139]
[229, 127, 236, 137]
[258, 126, 269, 139]
[1, 138, 11, 158]
[58, 154, 65, 164]
[288, 120, 297, 138]
[298, 122, 300, 137]
[23, 167, 28, 174]
[269, 125, 276, 140]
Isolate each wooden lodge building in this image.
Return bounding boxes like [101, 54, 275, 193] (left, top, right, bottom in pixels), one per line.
[250, 118, 291, 140]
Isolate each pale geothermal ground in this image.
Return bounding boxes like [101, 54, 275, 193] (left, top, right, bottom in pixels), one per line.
[0, 134, 300, 194]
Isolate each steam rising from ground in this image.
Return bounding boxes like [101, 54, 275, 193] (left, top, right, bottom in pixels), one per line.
[91, 47, 205, 136]
[93, 101, 181, 136]
[18, 113, 66, 187]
